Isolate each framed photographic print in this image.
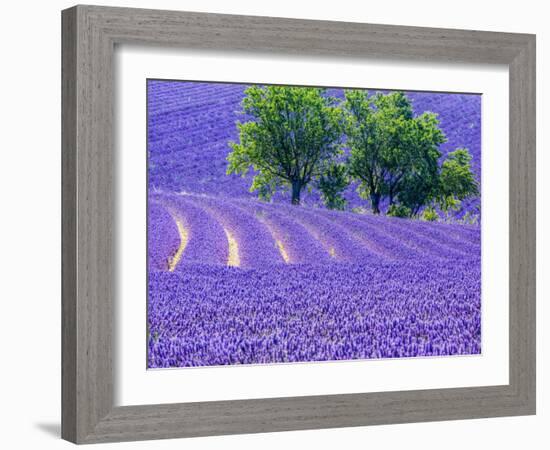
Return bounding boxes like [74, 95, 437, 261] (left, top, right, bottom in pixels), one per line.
[62, 5, 536, 444]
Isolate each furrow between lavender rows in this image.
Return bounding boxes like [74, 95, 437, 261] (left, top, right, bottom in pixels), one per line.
[388, 216, 481, 249]
[227, 199, 334, 265]
[149, 193, 480, 270]
[269, 202, 386, 264]
[183, 194, 284, 268]
[154, 194, 228, 269]
[320, 210, 426, 261]
[348, 212, 479, 260]
[148, 201, 181, 272]
[374, 217, 479, 258]
[233, 199, 479, 263]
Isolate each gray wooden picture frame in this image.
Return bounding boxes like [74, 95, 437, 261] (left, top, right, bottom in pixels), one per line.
[61, 4, 536, 444]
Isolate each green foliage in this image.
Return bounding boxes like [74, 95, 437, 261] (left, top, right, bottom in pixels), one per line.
[317, 163, 349, 210]
[437, 148, 479, 212]
[228, 87, 479, 218]
[422, 206, 439, 222]
[438, 195, 462, 215]
[344, 90, 445, 214]
[227, 85, 343, 205]
[387, 204, 412, 218]
[394, 113, 444, 215]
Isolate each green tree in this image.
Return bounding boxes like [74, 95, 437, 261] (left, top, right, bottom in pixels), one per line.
[422, 205, 439, 222]
[394, 114, 443, 215]
[437, 148, 479, 214]
[317, 163, 349, 210]
[387, 204, 412, 218]
[344, 90, 446, 214]
[227, 85, 343, 205]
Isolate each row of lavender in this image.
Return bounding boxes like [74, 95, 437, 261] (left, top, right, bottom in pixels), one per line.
[147, 80, 481, 216]
[148, 192, 480, 271]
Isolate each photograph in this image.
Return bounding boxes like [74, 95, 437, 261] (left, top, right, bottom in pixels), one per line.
[146, 80, 482, 369]
[1, 0, 541, 446]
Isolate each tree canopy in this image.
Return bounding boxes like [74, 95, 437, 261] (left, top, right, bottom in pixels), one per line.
[344, 90, 446, 214]
[317, 163, 349, 210]
[227, 85, 343, 205]
[227, 86, 479, 220]
[436, 148, 479, 213]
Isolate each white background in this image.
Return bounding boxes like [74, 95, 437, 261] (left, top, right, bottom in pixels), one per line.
[0, 0, 547, 449]
[116, 48, 509, 405]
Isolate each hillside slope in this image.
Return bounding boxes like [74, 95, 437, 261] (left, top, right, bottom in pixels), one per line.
[147, 80, 481, 216]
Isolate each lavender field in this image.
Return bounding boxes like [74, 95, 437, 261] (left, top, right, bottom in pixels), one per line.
[148, 80, 481, 217]
[147, 80, 482, 368]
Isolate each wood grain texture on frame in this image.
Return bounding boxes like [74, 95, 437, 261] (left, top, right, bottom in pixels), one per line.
[61, 5, 536, 444]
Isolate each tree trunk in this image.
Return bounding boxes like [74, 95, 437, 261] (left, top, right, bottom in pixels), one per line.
[291, 180, 302, 205]
[371, 192, 381, 214]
